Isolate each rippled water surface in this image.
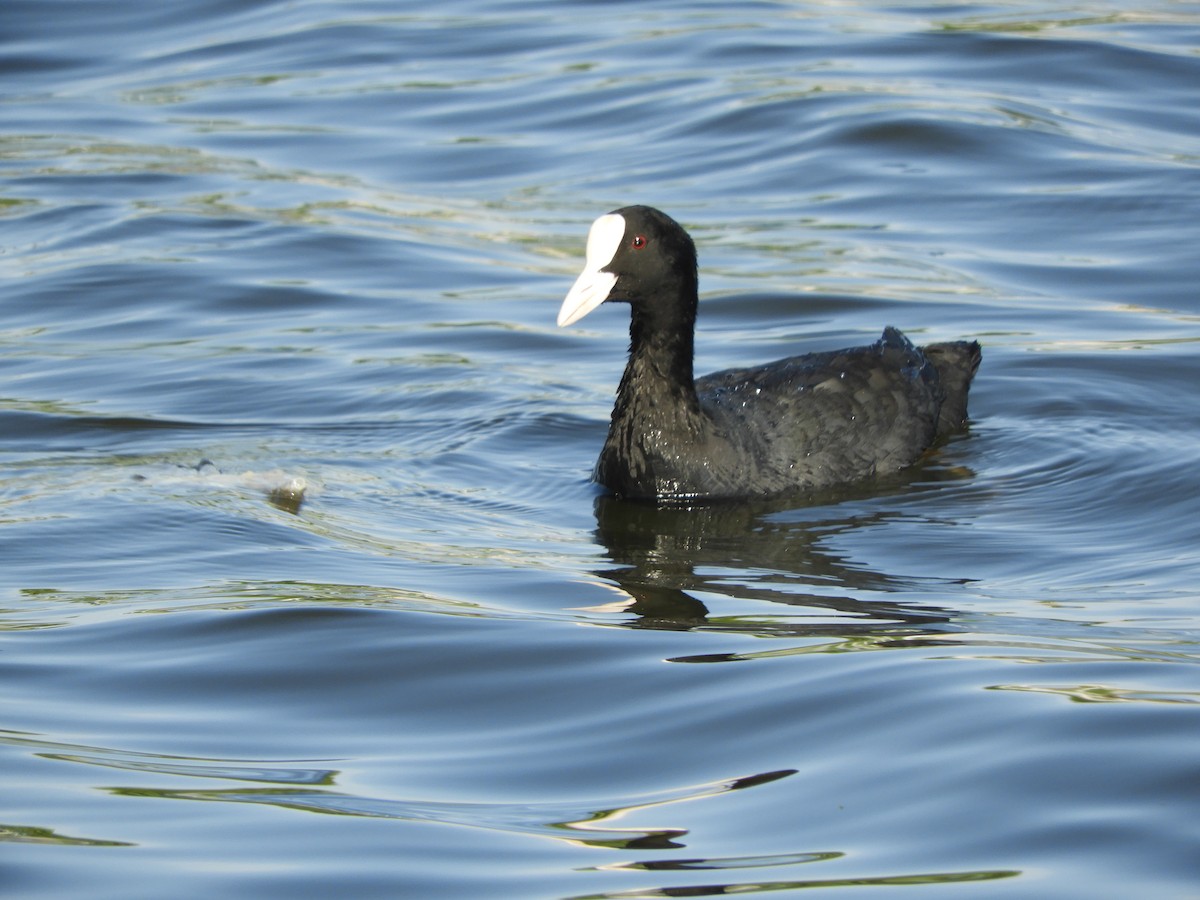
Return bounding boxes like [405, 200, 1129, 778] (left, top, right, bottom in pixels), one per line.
[3, 1, 1200, 897]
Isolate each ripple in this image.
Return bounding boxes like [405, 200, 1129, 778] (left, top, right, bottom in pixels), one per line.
[117, 769, 796, 852]
[562, 868, 1020, 899]
[4, 1, 1200, 897]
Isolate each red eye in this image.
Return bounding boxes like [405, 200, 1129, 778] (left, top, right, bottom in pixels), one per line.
[631, 234, 647, 250]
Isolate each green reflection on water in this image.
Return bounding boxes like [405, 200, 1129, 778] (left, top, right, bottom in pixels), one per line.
[0, 822, 133, 847]
[990, 682, 1200, 705]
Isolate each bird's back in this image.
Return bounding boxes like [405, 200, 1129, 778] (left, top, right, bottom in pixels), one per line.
[696, 327, 979, 494]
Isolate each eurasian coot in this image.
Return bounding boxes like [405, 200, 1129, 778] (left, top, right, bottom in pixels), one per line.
[558, 205, 981, 501]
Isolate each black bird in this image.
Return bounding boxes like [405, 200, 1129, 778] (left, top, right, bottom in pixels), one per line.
[558, 205, 981, 502]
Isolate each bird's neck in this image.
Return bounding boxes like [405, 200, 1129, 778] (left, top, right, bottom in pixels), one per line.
[614, 309, 699, 422]
[598, 321, 704, 498]
[595, 278, 709, 497]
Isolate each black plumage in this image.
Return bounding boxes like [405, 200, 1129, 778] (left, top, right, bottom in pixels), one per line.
[558, 205, 981, 501]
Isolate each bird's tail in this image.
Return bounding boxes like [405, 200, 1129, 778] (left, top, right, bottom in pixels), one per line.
[924, 340, 981, 434]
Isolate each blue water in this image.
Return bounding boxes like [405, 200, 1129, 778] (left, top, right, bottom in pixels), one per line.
[3, 1, 1200, 897]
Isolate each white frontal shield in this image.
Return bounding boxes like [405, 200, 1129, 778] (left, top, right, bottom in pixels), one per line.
[557, 213, 625, 327]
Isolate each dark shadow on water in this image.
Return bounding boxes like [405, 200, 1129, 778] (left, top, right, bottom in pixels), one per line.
[590, 461, 975, 643]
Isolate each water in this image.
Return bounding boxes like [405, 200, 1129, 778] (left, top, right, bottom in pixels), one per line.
[3, 1, 1199, 896]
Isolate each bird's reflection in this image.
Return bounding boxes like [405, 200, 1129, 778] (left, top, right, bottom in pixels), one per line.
[590, 464, 973, 643]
